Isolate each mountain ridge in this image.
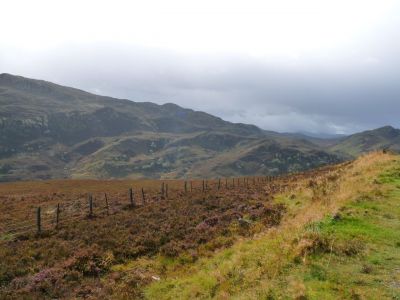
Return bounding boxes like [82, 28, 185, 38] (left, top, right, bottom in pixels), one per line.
[331, 125, 400, 157]
[0, 73, 398, 181]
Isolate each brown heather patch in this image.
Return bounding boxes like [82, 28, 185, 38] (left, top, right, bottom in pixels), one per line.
[2, 152, 389, 299]
[0, 175, 299, 298]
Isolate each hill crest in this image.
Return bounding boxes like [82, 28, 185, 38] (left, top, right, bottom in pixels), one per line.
[0, 73, 399, 181]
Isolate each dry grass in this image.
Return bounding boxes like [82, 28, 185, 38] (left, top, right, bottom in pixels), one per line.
[1, 152, 394, 299]
[145, 151, 398, 299]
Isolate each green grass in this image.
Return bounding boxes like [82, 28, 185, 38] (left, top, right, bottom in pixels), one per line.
[0, 233, 15, 242]
[279, 166, 400, 299]
[144, 155, 400, 299]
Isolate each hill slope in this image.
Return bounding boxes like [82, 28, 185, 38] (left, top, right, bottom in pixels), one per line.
[145, 151, 400, 299]
[0, 152, 398, 299]
[0, 73, 341, 181]
[330, 126, 400, 157]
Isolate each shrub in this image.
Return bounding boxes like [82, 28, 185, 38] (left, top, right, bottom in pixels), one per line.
[64, 246, 114, 276]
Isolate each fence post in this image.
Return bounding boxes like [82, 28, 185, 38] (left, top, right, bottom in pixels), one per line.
[36, 207, 41, 234]
[161, 182, 165, 198]
[141, 188, 145, 204]
[56, 203, 60, 229]
[225, 178, 228, 189]
[202, 180, 205, 192]
[184, 181, 187, 193]
[166, 184, 169, 198]
[129, 188, 135, 207]
[190, 181, 193, 192]
[218, 178, 221, 190]
[104, 193, 109, 216]
[88, 194, 93, 218]
[232, 178, 235, 188]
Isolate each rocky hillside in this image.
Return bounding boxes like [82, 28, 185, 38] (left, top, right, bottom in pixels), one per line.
[0, 73, 396, 181]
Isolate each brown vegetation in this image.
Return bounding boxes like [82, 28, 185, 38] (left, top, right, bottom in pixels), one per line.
[0, 163, 348, 299]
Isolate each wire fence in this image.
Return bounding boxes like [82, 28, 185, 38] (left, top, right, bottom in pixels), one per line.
[0, 160, 349, 241]
[0, 176, 281, 240]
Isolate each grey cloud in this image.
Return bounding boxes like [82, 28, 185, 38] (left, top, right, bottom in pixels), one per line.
[2, 30, 400, 135]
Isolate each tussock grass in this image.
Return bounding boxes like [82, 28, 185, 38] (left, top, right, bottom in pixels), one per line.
[145, 152, 400, 299]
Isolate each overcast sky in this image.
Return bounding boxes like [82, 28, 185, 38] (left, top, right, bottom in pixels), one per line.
[1, 0, 400, 134]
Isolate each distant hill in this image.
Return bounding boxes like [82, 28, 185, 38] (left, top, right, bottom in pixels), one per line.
[330, 126, 400, 157]
[282, 131, 347, 140]
[0, 73, 397, 181]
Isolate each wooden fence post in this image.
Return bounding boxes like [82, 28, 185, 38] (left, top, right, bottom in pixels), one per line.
[141, 188, 145, 204]
[225, 178, 228, 189]
[129, 188, 135, 207]
[202, 180, 205, 192]
[218, 178, 221, 190]
[161, 182, 165, 198]
[36, 207, 41, 234]
[166, 184, 169, 198]
[88, 194, 93, 217]
[184, 181, 187, 193]
[190, 181, 193, 192]
[56, 203, 60, 229]
[104, 193, 109, 216]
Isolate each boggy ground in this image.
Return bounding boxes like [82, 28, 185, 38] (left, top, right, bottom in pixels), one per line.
[0, 164, 347, 299]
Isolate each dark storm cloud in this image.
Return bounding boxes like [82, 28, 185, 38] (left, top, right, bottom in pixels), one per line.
[2, 31, 400, 134]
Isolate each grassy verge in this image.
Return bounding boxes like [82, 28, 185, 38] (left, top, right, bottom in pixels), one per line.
[144, 152, 400, 299]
